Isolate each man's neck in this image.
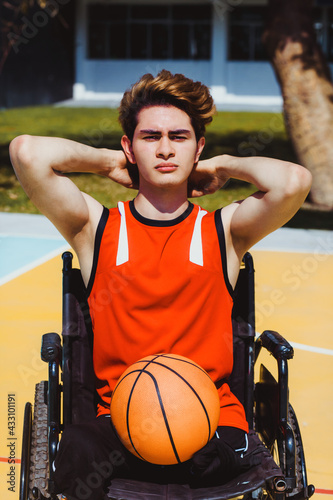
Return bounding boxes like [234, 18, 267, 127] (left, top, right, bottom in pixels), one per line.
[133, 190, 190, 220]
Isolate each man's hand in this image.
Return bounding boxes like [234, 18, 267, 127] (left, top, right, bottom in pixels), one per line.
[189, 154, 312, 267]
[188, 158, 229, 198]
[104, 150, 139, 190]
[190, 436, 260, 486]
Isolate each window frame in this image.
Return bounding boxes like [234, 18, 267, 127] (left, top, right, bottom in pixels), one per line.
[87, 3, 212, 61]
[227, 5, 268, 62]
[228, 4, 333, 63]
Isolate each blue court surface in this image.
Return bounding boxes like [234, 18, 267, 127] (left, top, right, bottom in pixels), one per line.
[0, 212, 68, 285]
[0, 234, 68, 285]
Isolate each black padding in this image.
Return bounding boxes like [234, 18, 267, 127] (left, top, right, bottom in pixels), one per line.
[258, 330, 294, 360]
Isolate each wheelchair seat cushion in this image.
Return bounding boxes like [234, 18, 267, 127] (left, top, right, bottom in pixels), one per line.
[106, 430, 283, 500]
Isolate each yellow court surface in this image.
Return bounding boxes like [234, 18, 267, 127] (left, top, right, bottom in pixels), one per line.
[0, 218, 332, 500]
[251, 248, 333, 497]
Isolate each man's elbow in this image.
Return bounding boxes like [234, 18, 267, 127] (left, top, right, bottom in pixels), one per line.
[9, 135, 34, 172]
[286, 163, 312, 200]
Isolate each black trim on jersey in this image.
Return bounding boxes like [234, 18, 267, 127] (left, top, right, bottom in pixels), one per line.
[86, 206, 109, 297]
[214, 209, 234, 297]
[129, 199, 194, 227]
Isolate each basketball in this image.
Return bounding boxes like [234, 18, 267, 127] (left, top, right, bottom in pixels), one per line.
[110, 353, 220, 465]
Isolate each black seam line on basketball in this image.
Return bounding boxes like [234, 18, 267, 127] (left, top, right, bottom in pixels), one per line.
[139, 360, 212, 444]
[112, 357, 164, 395]
[114, 370, 147, 461]
[115, 368, 181, 463]
[133, 356, 213, 443]
[112, 354, 163, 397]
[126, 356, 162, 461]
[134, 354, 211, 380]
[139, 370, 182, 464]
[121, 355, 166, 462]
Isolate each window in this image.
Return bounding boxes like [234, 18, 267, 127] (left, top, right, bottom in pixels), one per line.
[228, 6, 268, 61]
[228, 4, 333, 62]
[88, 4, 212, 60]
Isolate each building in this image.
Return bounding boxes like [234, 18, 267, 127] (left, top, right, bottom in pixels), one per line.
[72, 0, 333, 110]
[2, 0, 332, 109]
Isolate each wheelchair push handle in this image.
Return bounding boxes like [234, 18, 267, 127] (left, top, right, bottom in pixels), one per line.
[62, 251, 73, 274]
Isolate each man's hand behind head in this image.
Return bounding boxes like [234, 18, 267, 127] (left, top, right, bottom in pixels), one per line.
[188, 158, 229, 198]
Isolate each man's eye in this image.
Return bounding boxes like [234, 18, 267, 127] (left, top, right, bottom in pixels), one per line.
[171, 135, 186, 141]
[143, 135, 159, 140]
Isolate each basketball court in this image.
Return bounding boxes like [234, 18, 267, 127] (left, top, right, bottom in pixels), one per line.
[0, 212, 332, 499]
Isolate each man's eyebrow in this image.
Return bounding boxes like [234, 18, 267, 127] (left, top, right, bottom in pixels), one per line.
[139, 129, 161, 134]
[138, 129, 191, 135]
[170, 129, 192, 135]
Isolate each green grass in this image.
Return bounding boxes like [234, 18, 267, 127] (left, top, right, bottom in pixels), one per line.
[1, 105, 331, 229]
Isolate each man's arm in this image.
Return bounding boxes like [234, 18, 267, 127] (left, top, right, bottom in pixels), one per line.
[190, 155, 312, 279]
[218, 155, 311, 253]
[9, 135, 132, 282]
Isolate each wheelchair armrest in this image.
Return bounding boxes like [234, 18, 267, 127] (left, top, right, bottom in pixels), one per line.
[256, 330, 294, 361]
[255, 330, 293, 429]
[41, 332, 62, 363]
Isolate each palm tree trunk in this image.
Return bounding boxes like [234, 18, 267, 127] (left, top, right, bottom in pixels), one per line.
[263, 0, 333, 210]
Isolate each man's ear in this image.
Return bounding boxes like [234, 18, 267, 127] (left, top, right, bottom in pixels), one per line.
[121, 135, 136, 164]
[195, 137, 205, 163]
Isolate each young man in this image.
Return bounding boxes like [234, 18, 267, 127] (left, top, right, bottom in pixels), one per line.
[10, 70, 312, 499]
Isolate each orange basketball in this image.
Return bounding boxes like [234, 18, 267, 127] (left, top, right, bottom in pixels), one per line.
[110, 353, 220, 465]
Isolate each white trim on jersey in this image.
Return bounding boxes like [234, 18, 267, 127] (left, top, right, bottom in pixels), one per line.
[116, 201, 129, 266]
[189, 207, 208, 266]
[116, 203, 207, 266]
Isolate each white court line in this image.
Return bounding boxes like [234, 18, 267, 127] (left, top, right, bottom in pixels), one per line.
[252, 227, 333, 255]
[0, 244, 69, 286]
[290, 342, 333, 356]
[255, 333, 333, 356]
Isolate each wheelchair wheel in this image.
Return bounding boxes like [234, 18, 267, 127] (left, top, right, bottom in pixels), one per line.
[29, 381, 50, 499]
[19, 402, 32, 500]
[272, 404, 314, 499]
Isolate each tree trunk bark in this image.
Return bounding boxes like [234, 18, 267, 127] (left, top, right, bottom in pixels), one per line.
[263, 0, 333, 210]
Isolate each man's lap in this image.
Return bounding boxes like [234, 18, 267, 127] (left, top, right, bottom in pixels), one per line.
[53, 415, 247, 500]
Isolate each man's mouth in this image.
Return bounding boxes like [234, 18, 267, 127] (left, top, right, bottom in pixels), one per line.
[155, 163, 178, 172]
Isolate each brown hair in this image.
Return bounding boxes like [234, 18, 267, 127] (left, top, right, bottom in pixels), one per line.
[118, 70, 216, 141]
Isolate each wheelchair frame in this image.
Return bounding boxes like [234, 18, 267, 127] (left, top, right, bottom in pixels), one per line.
[19, 251, 315, 500]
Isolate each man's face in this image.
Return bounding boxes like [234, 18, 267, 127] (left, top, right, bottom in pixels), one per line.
[121, 105, 205, 192]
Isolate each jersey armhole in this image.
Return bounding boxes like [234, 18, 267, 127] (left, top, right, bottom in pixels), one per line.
[214, 209, 234, 298]
[86, 206, 109, 297]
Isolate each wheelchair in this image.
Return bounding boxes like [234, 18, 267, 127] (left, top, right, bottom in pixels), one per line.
[19, 251, 315, 500]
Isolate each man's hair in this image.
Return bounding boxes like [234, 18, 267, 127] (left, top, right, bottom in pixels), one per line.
[118, 70, 216, 141]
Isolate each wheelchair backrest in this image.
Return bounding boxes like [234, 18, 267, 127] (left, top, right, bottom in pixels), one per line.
[60, 251, 256, 430]
[230, 252, 255, 429]
[61, 252, 96, 427]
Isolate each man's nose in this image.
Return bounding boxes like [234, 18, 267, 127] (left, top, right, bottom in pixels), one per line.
[156, 137, 175, 158]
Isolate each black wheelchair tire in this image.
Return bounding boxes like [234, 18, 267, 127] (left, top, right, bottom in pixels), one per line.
[29, 381, 50, 499]
[272, 404, 313, 499]
[287, 405, 315, 499]
[19, 402, 32, 500]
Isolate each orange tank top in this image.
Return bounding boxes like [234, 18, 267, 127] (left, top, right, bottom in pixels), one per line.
[87, 200, 248, 432]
